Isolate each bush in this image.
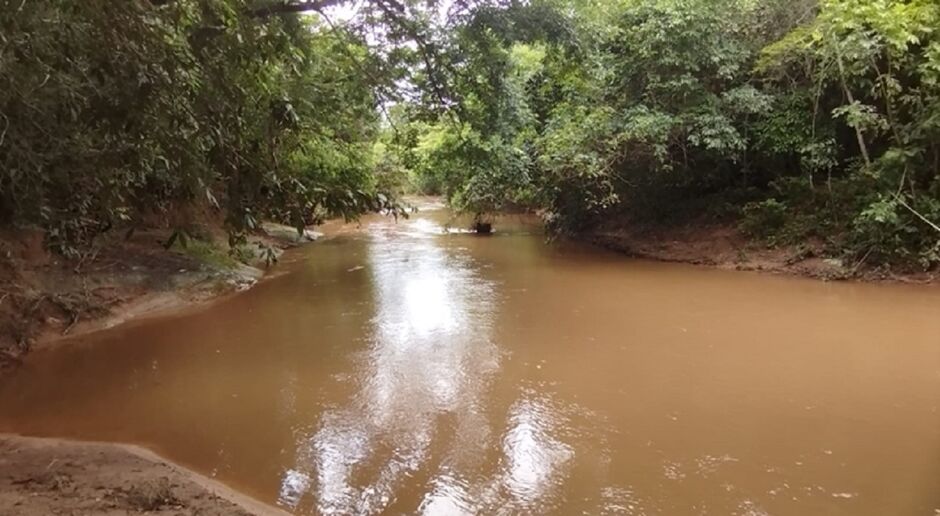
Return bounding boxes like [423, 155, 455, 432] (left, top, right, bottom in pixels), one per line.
[740, 199, 788, 240]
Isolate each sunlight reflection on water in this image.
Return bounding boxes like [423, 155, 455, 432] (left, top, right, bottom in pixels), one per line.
[275, 211, 586, 514]
[278, 213, 505, 513]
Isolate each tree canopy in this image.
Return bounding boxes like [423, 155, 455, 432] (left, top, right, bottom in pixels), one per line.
[2, 0, 938, 268]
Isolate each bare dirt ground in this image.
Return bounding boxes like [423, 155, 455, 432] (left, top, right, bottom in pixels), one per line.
[0, 434, 285, 516]
[0, 223, 316, 372]
[589, 223, 938, 284]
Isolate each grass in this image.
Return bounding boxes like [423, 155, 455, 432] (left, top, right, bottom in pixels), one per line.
[173, 239, 239, 270]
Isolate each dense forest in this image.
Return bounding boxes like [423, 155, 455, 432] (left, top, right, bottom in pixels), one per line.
[2, 0, 939, 269]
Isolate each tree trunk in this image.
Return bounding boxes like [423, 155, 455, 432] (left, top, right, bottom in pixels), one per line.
[835, 49, 871, 167]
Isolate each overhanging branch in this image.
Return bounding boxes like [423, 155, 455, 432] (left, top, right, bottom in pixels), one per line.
[248, 0, 347, 17]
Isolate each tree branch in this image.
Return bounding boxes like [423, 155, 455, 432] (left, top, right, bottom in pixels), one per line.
[248, 0, 347, 18]
[372, 0, 460, 117]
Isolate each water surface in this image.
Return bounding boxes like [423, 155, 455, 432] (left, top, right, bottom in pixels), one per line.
[1, 207, 939, 515]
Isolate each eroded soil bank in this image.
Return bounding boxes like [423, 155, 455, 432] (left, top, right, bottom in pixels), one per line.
[0, 222, 317, 372]
[0, 434, 285, 515]
[589, 222, 938, 284]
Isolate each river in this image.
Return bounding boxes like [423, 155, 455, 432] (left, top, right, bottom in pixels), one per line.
[0, 204, 938, 515]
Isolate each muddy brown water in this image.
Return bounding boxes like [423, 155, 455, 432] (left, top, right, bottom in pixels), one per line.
[1, 206, 939, 515]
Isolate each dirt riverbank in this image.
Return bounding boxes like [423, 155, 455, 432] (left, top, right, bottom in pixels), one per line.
[0, 434, 285, 515]
[0, 222, 318, 372]
[3, 213, 934, 374]
[589, 223, 938, 284]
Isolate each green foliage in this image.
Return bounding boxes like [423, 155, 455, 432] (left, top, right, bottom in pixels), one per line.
[3, 0, 939, 270]
[174, 238, 239, 270]
[754, 0, 940, 266]
[389, 0, 939, 269]
[0, 0, 392, 255]
[741, 199, 788, 239]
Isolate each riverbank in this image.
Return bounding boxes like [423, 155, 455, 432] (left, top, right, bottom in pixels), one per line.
[588, 222, 938, 284]
[1, 207, 934, 372]
[0, 434, 285, 515]
[0, 223, 318, 372]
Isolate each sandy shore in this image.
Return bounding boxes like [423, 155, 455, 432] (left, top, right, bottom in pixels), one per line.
[0, 434, 287, 516]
